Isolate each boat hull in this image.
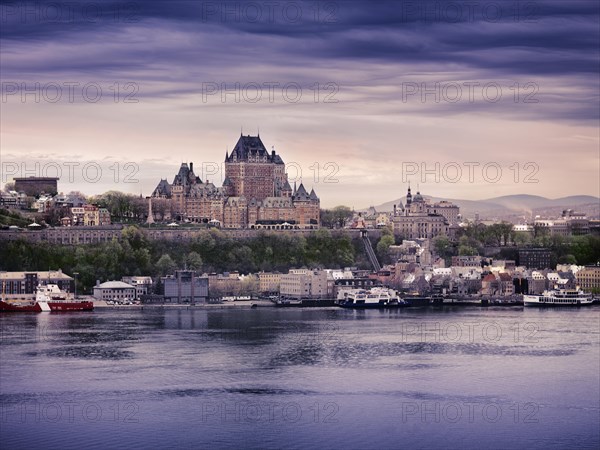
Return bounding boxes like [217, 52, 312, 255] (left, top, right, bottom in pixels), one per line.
[403, 297, 431, 307]
[0, 301, 42, 312]
[275, 299, 337, 307]
[338, 300, 407, 309]
[0, 300, 94, 312]
[523, 300, 593, 307]
[48, 301, 94, 311]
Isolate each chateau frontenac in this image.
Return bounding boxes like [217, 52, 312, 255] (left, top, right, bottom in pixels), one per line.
[151, 134, 320, 229]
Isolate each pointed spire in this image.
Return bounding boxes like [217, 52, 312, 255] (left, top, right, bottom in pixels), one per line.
[295, 183, 308, 197]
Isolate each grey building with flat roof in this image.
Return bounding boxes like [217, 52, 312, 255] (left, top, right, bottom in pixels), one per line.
[162, 270, 209, 303]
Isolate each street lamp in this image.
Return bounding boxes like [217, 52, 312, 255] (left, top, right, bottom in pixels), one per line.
[73, 272, 79, 300]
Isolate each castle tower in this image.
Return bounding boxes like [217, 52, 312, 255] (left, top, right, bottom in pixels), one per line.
[224, 135, 286, 201]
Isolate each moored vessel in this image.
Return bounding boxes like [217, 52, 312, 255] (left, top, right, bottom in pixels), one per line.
[523, 288, 593, 307]
[0, 284, 94, 312]
[338, 287, 406, 309]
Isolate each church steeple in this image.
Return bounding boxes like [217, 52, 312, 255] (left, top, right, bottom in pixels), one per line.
[406, 183, 412, 206]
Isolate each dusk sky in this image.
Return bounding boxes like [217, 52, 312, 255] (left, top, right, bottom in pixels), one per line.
[1, 0, 598, 208]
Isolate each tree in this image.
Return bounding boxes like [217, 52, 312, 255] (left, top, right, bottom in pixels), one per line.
[513, 231, 532, 246]
[380, 225, 394, 238]
[240, 276, 260, 297]
[458, 245, 477, 256]
[67, 191, 87, 202]
[458, 235, 478, 256]
[433, 235, 454, 265]
[122, 226, 147, 249]
[156, 254, 176, 276]
[332, 206, 353, 228]
[152, 198, 171, 221]
[130, 196, 147, 221]
[96, 191, 139, 222]
[4, 182, 15, 192]
[376, 235, 395, 263]
[42, 206, 65, 226]
[558, 254, 577, 264]
[228, 246, 255, 273]
[498, 222, 514, 246]
[183, 251, 203, 270]
[319, 209, 336, 229]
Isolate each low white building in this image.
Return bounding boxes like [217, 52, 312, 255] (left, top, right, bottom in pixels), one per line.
[93, 281, 136, 302]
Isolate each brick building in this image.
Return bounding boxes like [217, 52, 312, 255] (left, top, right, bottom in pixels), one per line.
[152, 134, 320, 229]
[14, 177, 58, 196]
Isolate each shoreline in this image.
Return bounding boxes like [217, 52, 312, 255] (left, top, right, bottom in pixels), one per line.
[92, 299, 276, 309]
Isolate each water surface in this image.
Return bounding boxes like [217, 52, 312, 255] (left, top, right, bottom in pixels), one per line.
[1, 307, 598, 449]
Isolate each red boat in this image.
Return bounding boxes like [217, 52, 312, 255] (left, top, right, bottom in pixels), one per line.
[0, 284, 94, 312]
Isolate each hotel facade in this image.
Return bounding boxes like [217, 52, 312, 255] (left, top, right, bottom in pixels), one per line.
[152, 134, 320, 229]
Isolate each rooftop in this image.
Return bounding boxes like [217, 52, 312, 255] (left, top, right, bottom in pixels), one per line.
[0, 270, 73, 280]
[95, 281, 135, 289]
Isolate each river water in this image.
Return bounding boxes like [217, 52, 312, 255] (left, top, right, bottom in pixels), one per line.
[1, 306, 599, 449]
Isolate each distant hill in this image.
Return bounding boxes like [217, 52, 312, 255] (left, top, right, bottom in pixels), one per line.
[367, 195, 600, 220]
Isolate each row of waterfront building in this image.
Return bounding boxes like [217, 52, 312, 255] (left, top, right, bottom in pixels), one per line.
[2, 263, 599, 304]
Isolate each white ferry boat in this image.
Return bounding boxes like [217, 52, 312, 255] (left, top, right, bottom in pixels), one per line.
[523, 288, 593, 307]
[339, 287, 405, 309]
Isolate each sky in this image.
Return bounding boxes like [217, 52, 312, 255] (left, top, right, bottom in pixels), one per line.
[1, 0, 599, 208]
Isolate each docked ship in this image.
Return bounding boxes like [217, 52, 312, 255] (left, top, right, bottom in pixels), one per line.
[338, 287, 406, 309]
[0, 284, 94, 312]
[523, 288, 593, 307]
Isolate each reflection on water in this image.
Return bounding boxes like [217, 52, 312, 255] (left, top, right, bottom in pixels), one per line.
[1, 307, 599, 449]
